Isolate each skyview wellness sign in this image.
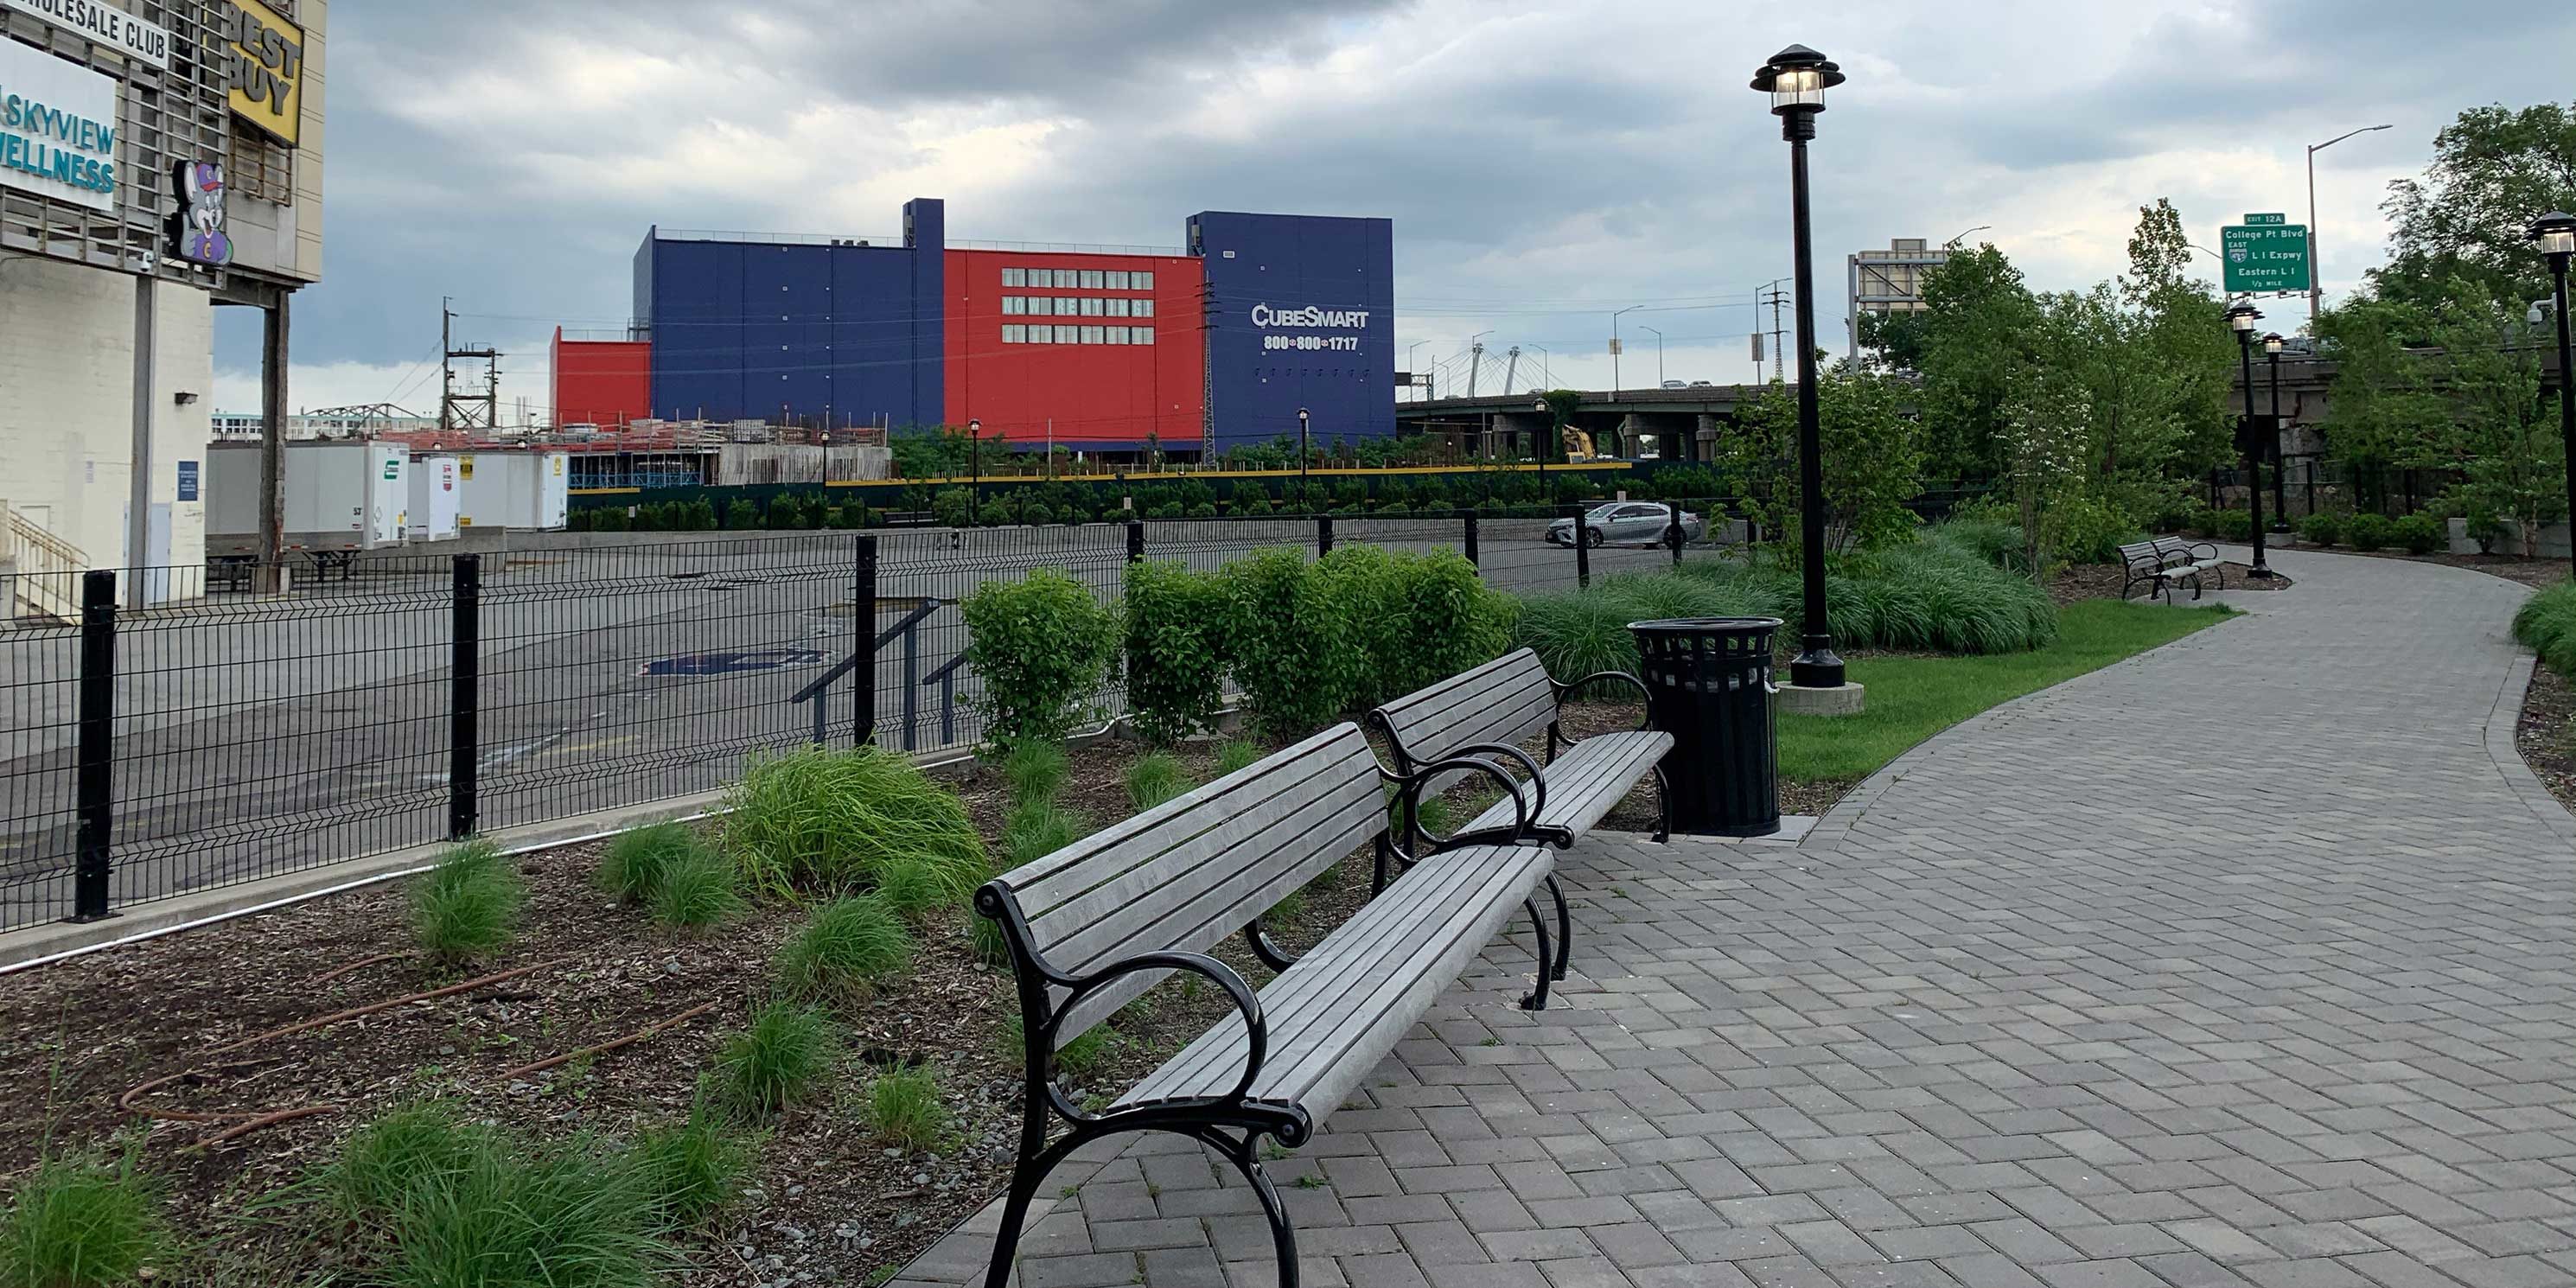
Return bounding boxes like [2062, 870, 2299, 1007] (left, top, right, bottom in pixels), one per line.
[0, 40, 118, 213]
[1, 0, 172, 71]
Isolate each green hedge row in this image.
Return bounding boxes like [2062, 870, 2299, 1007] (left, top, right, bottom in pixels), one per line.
[960, 546, 1514, 750]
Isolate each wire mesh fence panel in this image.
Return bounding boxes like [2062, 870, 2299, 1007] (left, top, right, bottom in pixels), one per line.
[0, 603, 81, 929]
[471, 537, 864, 835]
[80, 564, 454, 924]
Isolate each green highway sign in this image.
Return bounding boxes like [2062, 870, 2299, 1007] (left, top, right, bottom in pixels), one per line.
[2222, 220, 2310, 294]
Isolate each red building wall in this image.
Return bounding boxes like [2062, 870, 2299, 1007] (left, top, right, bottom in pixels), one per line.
[552, 328, 654, 429]
[941, 249, 1203, 448]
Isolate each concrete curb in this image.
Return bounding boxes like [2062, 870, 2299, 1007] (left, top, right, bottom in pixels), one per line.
[2484, 654, 2576, 847]
[0, 788, 725, 973]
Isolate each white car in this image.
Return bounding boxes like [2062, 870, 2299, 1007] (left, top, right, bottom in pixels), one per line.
[1546, 502, 1707, 547]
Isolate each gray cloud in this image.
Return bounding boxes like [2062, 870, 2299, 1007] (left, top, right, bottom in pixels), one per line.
[233, 0, 2576, 412]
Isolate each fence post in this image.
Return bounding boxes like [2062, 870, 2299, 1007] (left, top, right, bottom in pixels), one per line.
[68, 570, 117, 922]
[1317, 514, 1335, 556]
[1668, 501, 1685, 566]
[1571, 503, 1591, 589]
[855, 535, 878, 749]
[448, 554, 481, 841]
[1461, 509, 1480, 566]
[1125, 518, 1145, 564]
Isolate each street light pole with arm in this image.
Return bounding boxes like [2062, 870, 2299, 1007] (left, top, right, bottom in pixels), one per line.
[1642, 325, 1665, 386]
[1611, 305, 1644, 399]
[2306, 124, 2393, 324]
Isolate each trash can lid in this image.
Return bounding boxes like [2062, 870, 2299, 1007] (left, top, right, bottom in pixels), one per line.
[1626, 616, 1785, 635]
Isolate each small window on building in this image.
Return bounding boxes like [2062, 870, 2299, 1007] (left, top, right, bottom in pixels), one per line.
[1055, 269, 1081, 288]
[1080, 270, 1105, 289]
[1029, 297, 1054, 316]
[1106, 271, 1131, 290]
[1002, 267, 1026, 287]
[1080, 297, 1104, 316]
[1106, 298, 1131, 317]
[1105, 327, 1129, 345]
[1132, 271, 1154, 290]
[1133, 327, 1155, 345]
[1003, 296, 1025, 315]
[1133, 299, 1156, 319]
[1081, 325, 1105, 344]
[1002, 324, 1026, 343]
[1026, 326, 1052, 344]
[1056, 325, 1081, 343]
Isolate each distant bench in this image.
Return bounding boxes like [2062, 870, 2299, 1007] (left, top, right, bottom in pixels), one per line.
[973, 723, 1556, 1288]
[2120, 537, 2227, 603]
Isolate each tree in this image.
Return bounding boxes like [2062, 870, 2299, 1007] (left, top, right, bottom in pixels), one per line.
[2375, 103, 2576, 313]
[1916, 245, 2041, 476]
[2427, 281, 2565, 553]
[889, 424, 972, 480]
[2119, 199, 2238, 476]
[1857, 309, 1930, 373]
[1538, 389, 1582, 462]
[1724, 366, 1926, 560]
[1999, 361, 2094, 579]
[2313, 296, 2450, 509]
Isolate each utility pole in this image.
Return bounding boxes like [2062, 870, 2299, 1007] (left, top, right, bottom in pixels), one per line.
[1760, 282, 1792, 383]
[440, 298, 501, 437]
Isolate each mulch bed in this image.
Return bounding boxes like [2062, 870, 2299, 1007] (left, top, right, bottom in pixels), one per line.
[2516, 654, 2576, 815]
[2275, 542, 2571, 591]
[0, 736, 1425, 1287]
[2047, 560, 2285, 607]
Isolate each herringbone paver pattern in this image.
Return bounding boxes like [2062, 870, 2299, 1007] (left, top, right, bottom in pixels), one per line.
[900, 551, 2576, 1288]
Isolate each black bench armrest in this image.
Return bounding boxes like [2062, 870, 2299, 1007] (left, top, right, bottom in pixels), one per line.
[2183, 540, 2221, 564]
[1391, 752, 1539, 864]
[1549, 670, 1652, 748]
[1055, 950, 1267, 1106]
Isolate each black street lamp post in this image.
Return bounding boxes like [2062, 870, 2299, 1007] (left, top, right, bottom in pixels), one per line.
[2533, 212, 2576, 532]
[966, 418, 982, 526]
[2227, 302, 2273, 577]
[2264, 333, 2288, 531]
[1752, 44, 1846, 691]
[1532, 397, 1553, 496]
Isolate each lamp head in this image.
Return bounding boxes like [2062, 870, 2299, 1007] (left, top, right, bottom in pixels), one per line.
[2224, 301, 2262, 335]
[1750, 44, 1843, 115]
[967, 418, 980, 432]
[2262, 332, 2285, 355]
[2530, 211, 2576, 258]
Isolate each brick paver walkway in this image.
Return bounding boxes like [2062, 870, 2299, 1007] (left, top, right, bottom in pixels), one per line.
[901, 550, 2576, 1288]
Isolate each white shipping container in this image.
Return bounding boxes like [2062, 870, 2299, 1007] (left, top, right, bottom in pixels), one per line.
[408, 456, 462, 541]
[205, 442, 410, 553]
[452, 451, 571, 531]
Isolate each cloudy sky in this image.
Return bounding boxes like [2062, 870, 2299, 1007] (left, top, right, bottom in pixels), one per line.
[213, 0, 2572, 419]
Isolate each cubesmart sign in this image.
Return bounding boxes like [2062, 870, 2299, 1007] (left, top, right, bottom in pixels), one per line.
[1191, 211, 1396, 451]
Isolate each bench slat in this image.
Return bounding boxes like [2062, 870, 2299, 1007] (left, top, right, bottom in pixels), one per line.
[1377, 648, 1558, 767]
[1463, 731, 1669, 836]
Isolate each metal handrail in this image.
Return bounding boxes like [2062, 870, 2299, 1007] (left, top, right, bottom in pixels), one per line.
[794, 598, 943, 749]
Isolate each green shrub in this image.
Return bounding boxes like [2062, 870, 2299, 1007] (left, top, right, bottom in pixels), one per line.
[1363, 549, 1514, 705]
[1002, 801, 1084, 870]
[340, 1116, 674, 1287]
[870, 859, 956, 924]
[411, 839, 526, 963]
[625, 1103, 752, 1232]
[1124, 560, 1229, 745]
[1212, 740, 1263, 777]
[590, 506, 630, 533]
[775, 896, 912, 998]
[2514, 579, 2576, 676]
[1929, 515, 2027, 572]
[331, 1102, 494, 1220]
[2345, 512, 2394, 552]
[1220, 548, 1357, 738]
[2299, 512, 2343, 546]
[0, 1149, 170, 1288]
[861, 1065, 952, 1152]
[725, 499, 761, 530]
[2394, 513, 2443, 555]
[2466, 506, 2509, 554]
[715, 1001, 837, 1119]
[932, 488, 972, 529]
[685, 499, 719, 531]
[1125, 754, 1190, 813]
[648, 851, 743, 932]
[1000, 741, 1068, 809]
[2045, 495, 2142, 565]
[2214, 509, 2254, 541]
[962, 568, 1119, 752]
[2187, 506, 2222, 539]
[723, 745, 985, 898]
[1022, 501, 1056, 526]
[597, 820, 699, 905]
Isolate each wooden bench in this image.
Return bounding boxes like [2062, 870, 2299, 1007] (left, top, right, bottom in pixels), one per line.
[2119, 536, 2227, 603]
[973, 723, 1556, 1288]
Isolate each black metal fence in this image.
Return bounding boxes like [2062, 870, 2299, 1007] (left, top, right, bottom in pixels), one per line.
[0, 504, 1723, 930]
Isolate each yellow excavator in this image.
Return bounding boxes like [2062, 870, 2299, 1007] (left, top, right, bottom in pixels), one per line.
[1560, 424, 1601, 462]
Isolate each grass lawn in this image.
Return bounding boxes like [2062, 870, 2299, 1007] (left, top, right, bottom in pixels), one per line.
[1779, 599, 2235, 784]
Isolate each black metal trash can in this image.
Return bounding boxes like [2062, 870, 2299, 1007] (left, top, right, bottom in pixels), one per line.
[1628, 617, 1781, 838]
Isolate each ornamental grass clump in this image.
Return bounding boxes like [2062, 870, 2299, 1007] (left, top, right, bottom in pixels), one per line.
[1125, 754, 1190, 813]
[2514, 579, 2576, 677]
[713, 1001, 837, 1120]
[724, 745, 985, 901]
[775, 896, 913, 999]
[0, 1148, 171, 1288]
[411, 839, 526, 963]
